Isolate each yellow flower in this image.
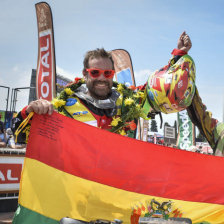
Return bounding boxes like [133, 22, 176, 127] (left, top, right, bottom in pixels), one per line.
[136, 104, 141, 110]
[133, 92, 144, 99]
[59, 111, 66, 116]
[117, 84, 123, 93]
[111, 117, 121, 127]
[133, 93, 140, 98]
[52, 98, 66, 108]
[138, 91, 145, 98]
[119, 129, 126, 136]
[124, 97, 134, 106]
[64, 88, 74, 96]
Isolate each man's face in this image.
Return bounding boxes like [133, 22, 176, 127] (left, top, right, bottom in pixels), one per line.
[83, 57, 113, 100]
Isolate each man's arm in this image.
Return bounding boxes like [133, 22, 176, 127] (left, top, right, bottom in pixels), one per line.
[12, 99, 54, 143]
[169, 31, 192, 65]
[177, 31, 192, 53]
[26, 99, 54, 115]
[142, 31, 194, 118]
[13, 99, 53, 132]
[176, 32, 224, 155]
[187, 88, 224, 156]
[176, 32, 224, 156]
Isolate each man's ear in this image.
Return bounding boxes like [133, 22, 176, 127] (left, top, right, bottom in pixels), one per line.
[82, 69, 87, 81]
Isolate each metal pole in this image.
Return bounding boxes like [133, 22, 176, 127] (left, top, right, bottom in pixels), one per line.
[13, 87, 35, 112]
[5, 87, 10, 124]
[0, 85, 10, 123]
[6, 87, 10, 112]
[13, 89, 19, 112]
[12, 89, 17, 112]
[12, 89, 15, 112]
[10, 88, 14, 112]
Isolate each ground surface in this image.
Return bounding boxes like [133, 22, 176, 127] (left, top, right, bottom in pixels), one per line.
[0, 212, 14, 224]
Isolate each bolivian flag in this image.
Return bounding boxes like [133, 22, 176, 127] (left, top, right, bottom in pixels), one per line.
[13, 112, 224, 224]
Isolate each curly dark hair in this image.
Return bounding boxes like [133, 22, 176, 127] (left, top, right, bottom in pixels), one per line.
[83, 48, 114, 72]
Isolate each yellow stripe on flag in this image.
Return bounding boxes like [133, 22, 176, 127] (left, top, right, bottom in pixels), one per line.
[19, 158, 224, 223]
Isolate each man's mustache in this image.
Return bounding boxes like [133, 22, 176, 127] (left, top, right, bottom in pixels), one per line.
[93, 80, 110, 86]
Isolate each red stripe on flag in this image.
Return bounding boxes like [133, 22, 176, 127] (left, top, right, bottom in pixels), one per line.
[26, 113, 224, 205]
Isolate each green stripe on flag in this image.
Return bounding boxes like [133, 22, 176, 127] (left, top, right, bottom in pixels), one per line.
[13, 204, 59, 224]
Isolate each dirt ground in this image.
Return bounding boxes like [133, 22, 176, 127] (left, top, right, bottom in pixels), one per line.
[0, 212, 14, 224]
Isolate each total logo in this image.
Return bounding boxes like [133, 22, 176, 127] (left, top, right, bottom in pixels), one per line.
[0, 169, 19, 182]
[37, 30, 53, 101]
[0, 163, 22, 184]
[73, 111, 88, 116]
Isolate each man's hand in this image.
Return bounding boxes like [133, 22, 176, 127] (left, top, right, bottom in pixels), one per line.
[26, 99, 54, 115]
[177, 31, 192, 53]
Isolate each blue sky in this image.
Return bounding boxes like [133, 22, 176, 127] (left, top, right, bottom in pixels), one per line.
[0, 0, 224, 130]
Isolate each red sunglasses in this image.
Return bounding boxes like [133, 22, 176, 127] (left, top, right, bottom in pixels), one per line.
[86, 68, 115, 79]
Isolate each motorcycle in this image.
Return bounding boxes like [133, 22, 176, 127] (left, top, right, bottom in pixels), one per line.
[60, 217, 192, 224]
[60, 218, 123, 224]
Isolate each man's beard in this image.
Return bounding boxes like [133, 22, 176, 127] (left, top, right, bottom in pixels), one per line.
[87, 80, 112, 100]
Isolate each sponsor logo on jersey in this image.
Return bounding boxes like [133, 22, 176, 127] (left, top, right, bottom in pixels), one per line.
[73, 111, 88, 116]
[66, 98, 77, 106]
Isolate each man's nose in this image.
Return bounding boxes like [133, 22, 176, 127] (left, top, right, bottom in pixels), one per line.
[97, 72, 106, 80]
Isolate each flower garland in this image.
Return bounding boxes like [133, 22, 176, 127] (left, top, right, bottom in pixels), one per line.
[52, 77, 147, 136]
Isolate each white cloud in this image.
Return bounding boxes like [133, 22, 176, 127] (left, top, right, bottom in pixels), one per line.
[134, 69, 153, 86]
[0, 65, 32, 112]
[0, 77, 4, 85]
[196, 85, 223, 122]
[15, 89, 30, 112]
[0, 64, 83, 112]
[13, 68, 31, 112]
[12, 66, 19, 72]
[56, 66, 82, 81]
[1, 65, 31, 88]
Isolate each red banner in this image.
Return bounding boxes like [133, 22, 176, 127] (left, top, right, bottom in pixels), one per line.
[35, 2, 56, 101]
[0, 156, 24, 192]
